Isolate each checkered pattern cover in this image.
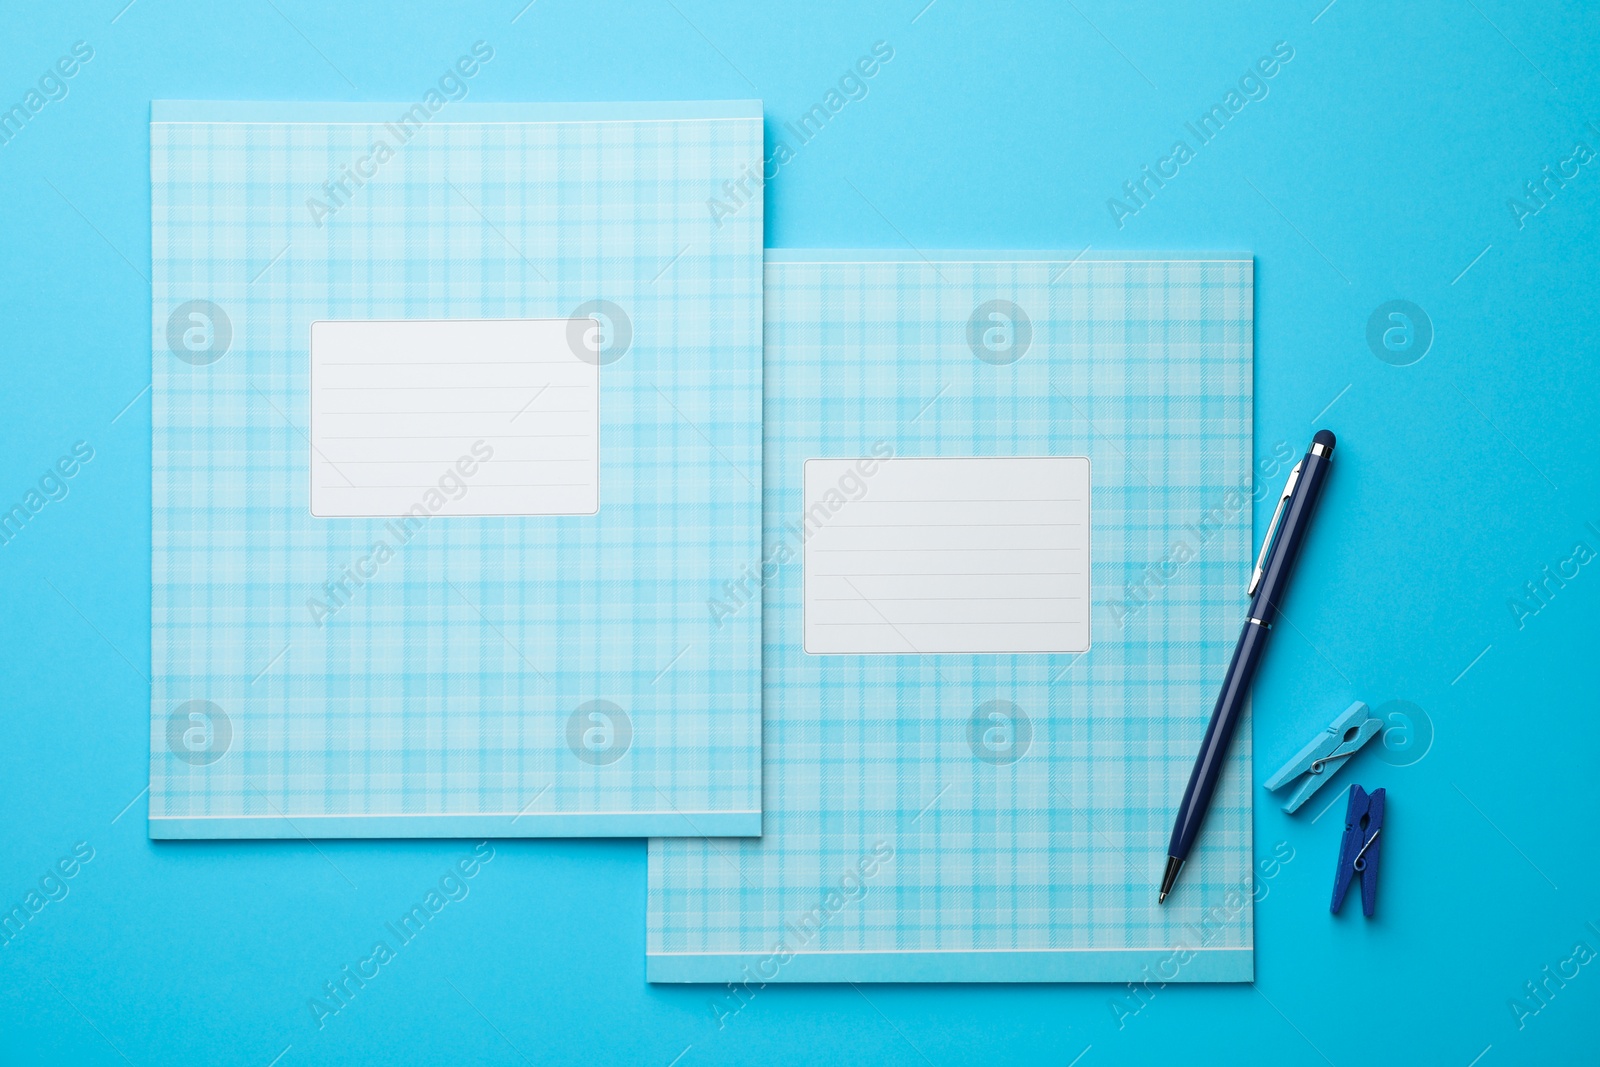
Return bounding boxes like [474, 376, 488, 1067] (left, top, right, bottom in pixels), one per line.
[150, 101, 763, 839]
[649, 250, 1255, 981]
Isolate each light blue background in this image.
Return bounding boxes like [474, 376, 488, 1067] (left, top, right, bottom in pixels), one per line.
[1, 1, 1596, 1064]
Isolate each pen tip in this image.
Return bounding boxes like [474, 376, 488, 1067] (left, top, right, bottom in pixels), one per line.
[1159, 855, 1183, 904]
[1312, 428, 1336, 451]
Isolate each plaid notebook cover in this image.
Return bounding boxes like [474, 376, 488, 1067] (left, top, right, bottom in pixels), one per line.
[150, 101, 763, 839]
[649, 250, 1255, 981]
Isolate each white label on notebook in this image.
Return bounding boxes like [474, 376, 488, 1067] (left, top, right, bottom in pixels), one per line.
[309, 319, 600, 517]
[803, 456, 1091, 655]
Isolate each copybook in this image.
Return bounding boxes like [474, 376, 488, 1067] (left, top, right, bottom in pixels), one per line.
[649, 250, 1256, 981]
[150, 100, 764, 838]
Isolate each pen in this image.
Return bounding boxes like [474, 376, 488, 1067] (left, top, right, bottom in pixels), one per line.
[1159, 429, 1337, 903]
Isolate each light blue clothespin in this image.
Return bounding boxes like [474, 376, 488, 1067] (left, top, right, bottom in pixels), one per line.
[1264, 701, 1382, 813]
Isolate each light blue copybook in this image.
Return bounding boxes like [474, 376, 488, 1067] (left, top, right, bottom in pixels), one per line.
[649, 250, 1256, 982]
[150, 100, 764, 839]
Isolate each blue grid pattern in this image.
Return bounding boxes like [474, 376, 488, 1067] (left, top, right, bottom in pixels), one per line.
[649, 251, 1255, 981]
[150, 101, 764, 839]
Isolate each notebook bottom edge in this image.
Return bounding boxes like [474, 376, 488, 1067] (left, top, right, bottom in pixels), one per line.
[646, 948, 1253, 984]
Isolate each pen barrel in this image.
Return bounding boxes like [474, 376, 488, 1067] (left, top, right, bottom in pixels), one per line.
[1166, 619, 1268, 859]
[1248, 448, 1333, 624]
[1164, 436, 1336, 878]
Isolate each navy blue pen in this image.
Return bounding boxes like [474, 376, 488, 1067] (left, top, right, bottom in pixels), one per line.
[1159, 430, 1337, 903]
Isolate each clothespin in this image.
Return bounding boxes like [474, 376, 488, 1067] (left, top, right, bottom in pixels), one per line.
[1263, 701, 1381, 813]
[1331, 785, 1385, 918]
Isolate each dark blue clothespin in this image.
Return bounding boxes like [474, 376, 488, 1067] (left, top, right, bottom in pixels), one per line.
[1331, 785, 1384, 918]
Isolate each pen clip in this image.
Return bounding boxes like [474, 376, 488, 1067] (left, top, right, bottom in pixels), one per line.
[1248, 461, 1302, 596]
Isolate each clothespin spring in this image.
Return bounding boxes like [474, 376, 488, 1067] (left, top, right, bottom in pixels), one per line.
[1352, 828, 1381, 872]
